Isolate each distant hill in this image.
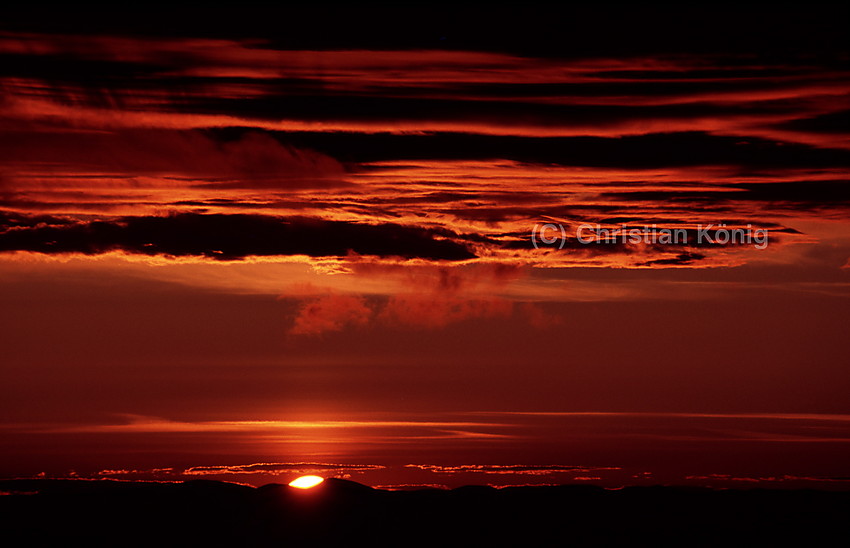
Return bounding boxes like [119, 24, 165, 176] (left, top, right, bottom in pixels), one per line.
[1, 478, 847, 546]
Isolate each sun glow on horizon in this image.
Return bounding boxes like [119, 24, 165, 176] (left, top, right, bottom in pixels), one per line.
[289, 475, 325, 489]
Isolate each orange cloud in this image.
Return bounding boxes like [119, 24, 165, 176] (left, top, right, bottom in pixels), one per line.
[289, 293, 372, 335]
[381, 295, 513, 329]
[0, 129, 345, 190]
[286, 293, 559, 334]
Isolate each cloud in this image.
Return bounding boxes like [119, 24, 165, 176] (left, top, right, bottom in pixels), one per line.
[777, 110, 850, 135]
[183, 462, 384, 476]
[286, 293, 560, 335]
[404, 464, 620, 475]
[2, 27, 848, 275]
[3, 29, 848, 147]
[0, 129, 346, 190]
[284, 265, 559, 334]
[0, 212, 476, 261]
[517, 302, 564, 329]
[286, 292, 516, 335]
[605, 180, 850, 208]
[289, 294, 372, 335]
[380, 295, 512, 328]
[96, 468, 176, 477]
[35, 414, 508, 436]
[639, 252, 707, 267]
[277, 131, 850, 168]
[685, 473, 850, 485]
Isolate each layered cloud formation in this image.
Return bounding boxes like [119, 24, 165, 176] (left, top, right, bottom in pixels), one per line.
[0, 29, 848, 273]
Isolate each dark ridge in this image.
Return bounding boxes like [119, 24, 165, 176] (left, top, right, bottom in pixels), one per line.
[0, 479, 847, 547]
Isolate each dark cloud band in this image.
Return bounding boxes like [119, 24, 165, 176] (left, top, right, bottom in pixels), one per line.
[0, 212, 476, 261]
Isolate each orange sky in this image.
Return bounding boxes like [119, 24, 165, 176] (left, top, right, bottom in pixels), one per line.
[2, 6, 850, 490]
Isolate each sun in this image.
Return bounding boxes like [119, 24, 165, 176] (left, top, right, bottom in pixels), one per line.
[288, 475, 325, 489]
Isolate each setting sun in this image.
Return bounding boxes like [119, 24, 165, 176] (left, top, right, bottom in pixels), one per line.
[288, 475, 325, 489]
[1, 4, 850, 546]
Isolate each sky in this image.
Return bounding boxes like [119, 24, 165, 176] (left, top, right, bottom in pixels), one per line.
[1, 5, 850, 490]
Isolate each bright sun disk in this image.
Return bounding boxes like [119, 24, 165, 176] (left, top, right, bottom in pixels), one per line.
[289, 475, 325, 489]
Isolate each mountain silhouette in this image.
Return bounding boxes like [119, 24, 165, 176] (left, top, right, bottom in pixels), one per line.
[1, 478, 847, 546]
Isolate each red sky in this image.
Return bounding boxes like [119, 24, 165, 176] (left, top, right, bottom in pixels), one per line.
[1, 6, 850, 490]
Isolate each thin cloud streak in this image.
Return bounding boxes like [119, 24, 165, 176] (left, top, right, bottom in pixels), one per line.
[28, 415, 512, 434]
[472, 411, 850, 422]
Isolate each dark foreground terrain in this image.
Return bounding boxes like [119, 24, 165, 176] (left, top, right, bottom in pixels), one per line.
[1, 478, 847, 546]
